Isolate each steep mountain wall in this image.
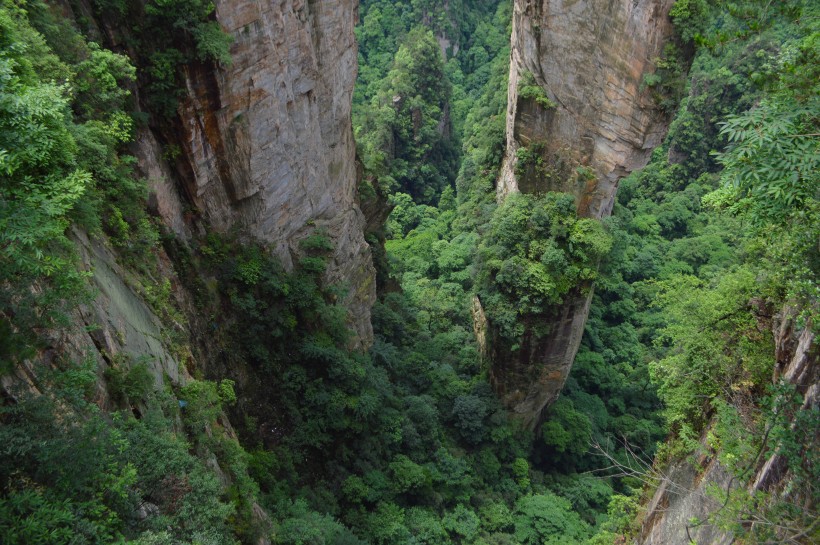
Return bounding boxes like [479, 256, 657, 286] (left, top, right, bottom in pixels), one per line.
[486, 0, 676, 427]
[165, 0, 375, 346]
[636, 308, 818, 544]
[0, 3, 372, 539]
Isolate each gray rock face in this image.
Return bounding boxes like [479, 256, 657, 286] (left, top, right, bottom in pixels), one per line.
[487, 0, 676, 427]
[636, 455, 736, 545]
[0, 229, 189, 412]
[170, 0, 375, 347]
[498, 0, 676, 211]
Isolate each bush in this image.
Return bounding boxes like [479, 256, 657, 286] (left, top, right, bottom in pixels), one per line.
[518, 70, 556, 109]
[105, 359, 155, 405]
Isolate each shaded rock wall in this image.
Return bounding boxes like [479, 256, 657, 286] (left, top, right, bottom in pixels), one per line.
[638, 455, 736, 545]
[485, 286, 593, 430]
[0, 229, 189, 410]
[486, 0, 676, 427]
[168, 0, 375, 346]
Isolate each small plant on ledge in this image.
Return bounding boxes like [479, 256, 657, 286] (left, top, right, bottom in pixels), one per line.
[518, 70, 557, 110]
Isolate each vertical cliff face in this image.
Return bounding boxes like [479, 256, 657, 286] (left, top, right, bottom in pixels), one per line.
[167, 0, 375, 346]
[487, 0, 676, 427]
[498, 0, 676, 209]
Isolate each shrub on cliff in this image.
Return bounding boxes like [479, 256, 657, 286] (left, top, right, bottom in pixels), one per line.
[476, 192, 612, 345]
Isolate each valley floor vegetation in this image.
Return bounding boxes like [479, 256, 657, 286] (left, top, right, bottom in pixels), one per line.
[1, 0, 817, 544]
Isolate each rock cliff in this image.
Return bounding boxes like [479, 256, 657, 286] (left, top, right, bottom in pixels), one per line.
[166, 0, 375, 346]
[1, 3, 373, 540]
[636, 307, 818, 545]
[498, 0, 676, 208]
[486, 0, 676, 427]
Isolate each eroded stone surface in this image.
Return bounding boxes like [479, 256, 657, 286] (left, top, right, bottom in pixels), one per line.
[635, 307, 817, 545]
[488, 0, 676, 427]
[636, 455, 735, 545]
[485, 287, 593, 431]
[498, 0, 676, 213]
[171, 0, 375, 346]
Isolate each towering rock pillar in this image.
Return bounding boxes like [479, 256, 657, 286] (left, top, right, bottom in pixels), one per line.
[167, 0, 375, 346]
[486, 0, 676, 427]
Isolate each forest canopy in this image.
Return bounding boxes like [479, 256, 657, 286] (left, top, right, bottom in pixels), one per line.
[0, 0, 817, 544]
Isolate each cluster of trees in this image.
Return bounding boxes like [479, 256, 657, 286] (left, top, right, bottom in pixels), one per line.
[0, 365, 251, 545]
[354, 0, 817, 543]
[1, 0, 817, 544]
[476, 192, 611, 344]
[354, 0, 509, 207]
[355, 26, 458, 204]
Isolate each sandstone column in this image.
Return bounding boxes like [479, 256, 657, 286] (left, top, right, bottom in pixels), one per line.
[485, 0, 676, 428]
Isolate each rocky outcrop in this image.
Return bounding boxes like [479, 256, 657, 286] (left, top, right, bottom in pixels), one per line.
[485, 286, 594, 430]
[0, 229, 189, 410]
[637, 454, 736, 545]
[166, 0, 375, 347]
[486, 0, 676, 426]
[751, 307, 819, 492]
[635, 307, 818, 545]
[498, 0, 676, 209]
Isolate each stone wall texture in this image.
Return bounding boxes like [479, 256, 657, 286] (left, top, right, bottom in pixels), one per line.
[498, 0, 676, 211]
[635, 307, 817, 544]
[168, 0, 375, 346]
[487, 0, 676, 427]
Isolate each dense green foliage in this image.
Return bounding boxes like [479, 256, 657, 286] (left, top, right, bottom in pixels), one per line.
[0, 359, 254, 544]
[368, 1, 817, 543]
[477, 192, 611, 344]
[584, 1, 819, 541]
[355, 0, 509, 208]
[356, 26, 458, 204]
[0, 0, 160, 371]
[1, 0, 817, 544]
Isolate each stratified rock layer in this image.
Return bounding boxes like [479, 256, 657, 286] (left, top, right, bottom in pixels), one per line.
[487, 0, 676, 427]
[170, 0, 375, 346]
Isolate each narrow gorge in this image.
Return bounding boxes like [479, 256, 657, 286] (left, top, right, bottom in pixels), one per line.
[1, 1, 816, 544]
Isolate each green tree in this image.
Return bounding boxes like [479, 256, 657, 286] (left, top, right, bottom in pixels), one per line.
[513, 493, 590, 545]
[357, 26, 458, 204]
[650, 268, 772, 433]
[0, 5, 90, 366]
[442, 504, 480, 542]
